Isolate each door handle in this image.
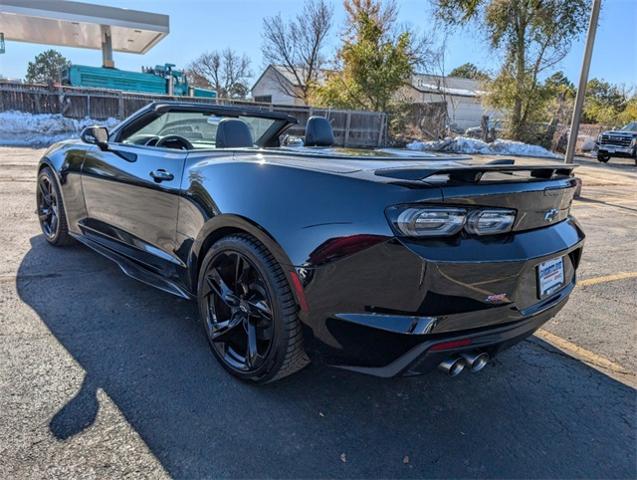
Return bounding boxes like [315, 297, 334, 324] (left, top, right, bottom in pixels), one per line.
[150, 169, 174, 183]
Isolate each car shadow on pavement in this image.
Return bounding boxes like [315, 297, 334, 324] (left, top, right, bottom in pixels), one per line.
[576, 156, 637, 172]
[17, 236, 637, 479]
[574, 196, 637, 213]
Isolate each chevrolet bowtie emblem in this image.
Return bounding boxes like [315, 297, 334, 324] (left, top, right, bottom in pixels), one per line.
[544, 208, 559, 222]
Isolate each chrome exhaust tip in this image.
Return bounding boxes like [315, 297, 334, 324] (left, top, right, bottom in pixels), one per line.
[438, 357, 466, 377]
[460, 352, 490, 372]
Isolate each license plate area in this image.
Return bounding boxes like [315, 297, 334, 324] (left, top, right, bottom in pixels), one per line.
[537, 257, 564, 298]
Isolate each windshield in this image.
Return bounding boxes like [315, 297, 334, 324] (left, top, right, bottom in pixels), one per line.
[621, 121, 637, 132]
[121, 111, 284, 149]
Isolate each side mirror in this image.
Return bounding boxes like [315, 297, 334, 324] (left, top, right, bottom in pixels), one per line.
[81, 126, 109, 150]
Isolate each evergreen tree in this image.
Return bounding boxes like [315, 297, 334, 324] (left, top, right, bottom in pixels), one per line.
[449, 62, 489, 81]
[25, 50, 70, 84]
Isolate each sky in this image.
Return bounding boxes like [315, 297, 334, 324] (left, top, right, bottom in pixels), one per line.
[1, 0, 636, 88]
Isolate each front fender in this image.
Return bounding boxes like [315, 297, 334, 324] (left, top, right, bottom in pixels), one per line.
[38, 141, 87, 234]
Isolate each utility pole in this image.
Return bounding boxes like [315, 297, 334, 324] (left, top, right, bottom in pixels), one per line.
[565, 0, 601, 164]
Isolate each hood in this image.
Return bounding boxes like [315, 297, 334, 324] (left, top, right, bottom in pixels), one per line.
[602, 130, 637, 137]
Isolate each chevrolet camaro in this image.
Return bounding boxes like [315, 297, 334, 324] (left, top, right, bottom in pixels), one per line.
[36, 102, 584, 383]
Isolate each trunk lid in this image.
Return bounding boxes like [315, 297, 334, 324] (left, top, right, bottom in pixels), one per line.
[266, 148, 578, 232]
[437, 177, 577, 231]
[372, 157, 578, 232]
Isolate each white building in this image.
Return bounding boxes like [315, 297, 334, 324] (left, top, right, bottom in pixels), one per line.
[251, 65, 504, 130]
[251, 65, 308, 106]
[402, 74, 504, 131]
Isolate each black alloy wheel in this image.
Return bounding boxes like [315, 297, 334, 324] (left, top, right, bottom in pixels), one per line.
[37, 168, 73, 246]
[198, 234, 309, 383]
[204, 250, 274, 371]
[37, 174, 58, 239]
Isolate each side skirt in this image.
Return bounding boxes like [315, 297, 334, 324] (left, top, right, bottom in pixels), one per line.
[72, 233, 194, 300]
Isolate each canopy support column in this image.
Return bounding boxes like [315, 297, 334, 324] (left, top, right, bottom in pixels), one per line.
[101, 24, 114, 68]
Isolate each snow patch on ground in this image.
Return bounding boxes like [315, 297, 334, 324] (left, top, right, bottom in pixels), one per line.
[580, 135, 597, 152]
[0, 111, 119, 147]
[406, 136, 560, 159]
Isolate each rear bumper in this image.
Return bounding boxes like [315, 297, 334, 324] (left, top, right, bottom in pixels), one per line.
[336, 281, 572, 377]
[298, 218, 584, 375]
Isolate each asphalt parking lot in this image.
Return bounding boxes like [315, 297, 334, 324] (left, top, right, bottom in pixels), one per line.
[0, 147, 635, 479]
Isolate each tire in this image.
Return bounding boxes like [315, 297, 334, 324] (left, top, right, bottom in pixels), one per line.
[197, 234, 309, 383]
[36, 167, 74, 246]
[597, 152, 610, 163]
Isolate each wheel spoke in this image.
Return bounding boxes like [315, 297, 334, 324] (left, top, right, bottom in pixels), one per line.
[50, 213, 58, 234]
[247, 299, 272, 320]
[38, 181, 50, 205]
[210, 313, 243, 341]
[38, 208, 51, 221]
[206, 268, 237, 305]
[245, 320, 259, 369]
[233, 253, 249, 295]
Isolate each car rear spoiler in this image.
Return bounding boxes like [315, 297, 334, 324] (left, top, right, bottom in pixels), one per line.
[374, 161, 577, 183]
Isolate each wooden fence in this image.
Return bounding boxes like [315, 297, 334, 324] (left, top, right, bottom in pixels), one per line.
[0, 81, 388, 148]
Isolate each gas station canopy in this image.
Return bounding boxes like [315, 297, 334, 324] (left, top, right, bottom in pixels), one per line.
[0, 0, 169, 54]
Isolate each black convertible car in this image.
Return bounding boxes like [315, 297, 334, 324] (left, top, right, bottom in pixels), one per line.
[37, 102, 584, 383]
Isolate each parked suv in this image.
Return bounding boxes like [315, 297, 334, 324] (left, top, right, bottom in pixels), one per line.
[596, 121, 637, 164]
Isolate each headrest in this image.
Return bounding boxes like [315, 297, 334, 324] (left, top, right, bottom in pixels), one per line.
[215, 118, 253, 148]
[304, 116, 334, 147]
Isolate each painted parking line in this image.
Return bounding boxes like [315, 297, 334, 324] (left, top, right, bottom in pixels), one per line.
[578, 272, 637, 287]
[534, 329, 632, 376]
[530, 271, 637, 379]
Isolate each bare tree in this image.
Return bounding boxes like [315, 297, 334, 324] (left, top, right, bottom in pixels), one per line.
[425, 34, 453, 137]
[261, 0, 333, 103]
[187, 49, 252, 98]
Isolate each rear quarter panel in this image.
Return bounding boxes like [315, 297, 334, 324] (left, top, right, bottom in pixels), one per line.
[178, 151, 444, 269]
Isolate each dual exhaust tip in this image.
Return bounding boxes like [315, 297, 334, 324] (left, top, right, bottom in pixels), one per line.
[438, 352, 489, 377]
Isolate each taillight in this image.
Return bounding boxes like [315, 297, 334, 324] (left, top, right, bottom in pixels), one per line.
[389, 207, 466, 237]
[386, 205, 517, 237]
[465, 209, 515, 235]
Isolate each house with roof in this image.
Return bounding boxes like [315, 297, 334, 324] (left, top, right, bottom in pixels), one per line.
[251, 65, 504, 130]
[251, 65, 309, 106]
[401, 74, 504, 130]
